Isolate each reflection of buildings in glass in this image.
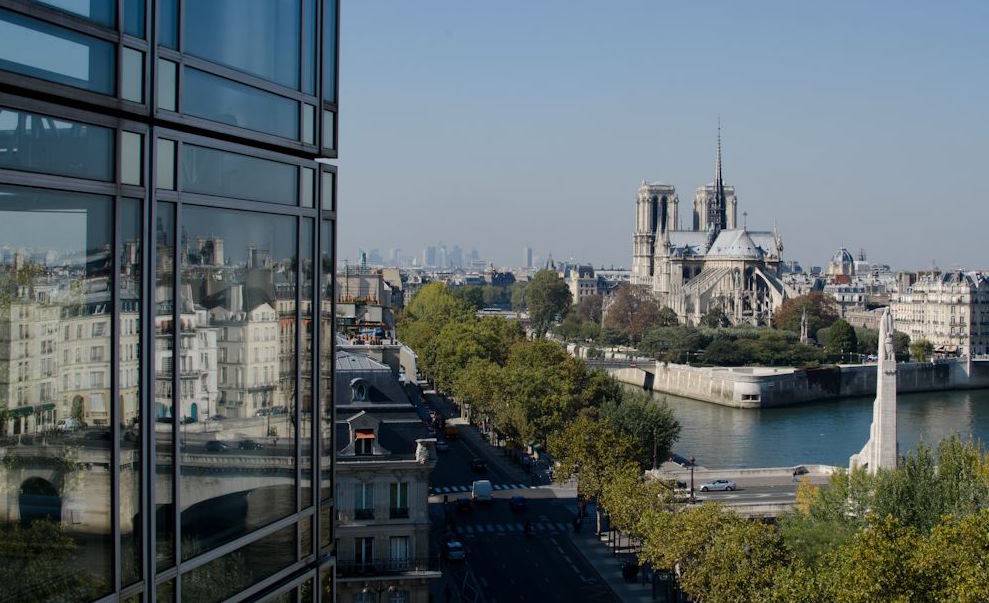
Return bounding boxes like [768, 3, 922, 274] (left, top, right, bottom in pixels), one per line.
[0, 245, 116, 434]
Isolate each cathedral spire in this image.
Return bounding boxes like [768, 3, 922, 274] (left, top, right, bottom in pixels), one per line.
[714, 118, 728, 230]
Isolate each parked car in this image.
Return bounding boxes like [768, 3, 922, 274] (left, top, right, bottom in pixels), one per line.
[435, 440, 450, 453]
[56, 418, 82, 432]
[238, 439, 264, 450]
[470, 458, 487, 473]
[444, 425, 459, 440]
[508, 496, 527, 513]
[205, 440, 230, 452]
[471, 480, 493, 503]
[699, 479, 736, 492]
[444, 539, 466, 561]
[792, 465, 809, 476]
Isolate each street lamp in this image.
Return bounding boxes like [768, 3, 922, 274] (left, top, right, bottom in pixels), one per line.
[689, 456, 696, 503]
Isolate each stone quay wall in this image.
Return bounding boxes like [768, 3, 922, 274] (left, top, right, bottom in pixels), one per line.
[609, 358, 989, 408]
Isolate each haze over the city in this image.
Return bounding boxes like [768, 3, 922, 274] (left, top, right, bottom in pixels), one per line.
[338, 1, 989, 270]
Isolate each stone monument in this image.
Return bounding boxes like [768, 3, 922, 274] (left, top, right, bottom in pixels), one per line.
[849, 307, 898, 473]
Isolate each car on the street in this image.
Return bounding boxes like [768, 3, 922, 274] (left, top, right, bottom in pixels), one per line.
[471, 480, 493, 504]
[205, 440, 230, 452]
[792, 465, 809, 476]
[435, 440, 450, 453]
[238, 439, 264, 450]
[470, 458, 487, 473]
[509, 496, 527, 513]
[455, 497, 472, 512]
[444, 539, 466, 561]
[699, 479, 736, 492]
[444, 425, 459, 440]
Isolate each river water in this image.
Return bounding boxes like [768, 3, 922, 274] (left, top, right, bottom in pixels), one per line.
[632, 386, 989, 468]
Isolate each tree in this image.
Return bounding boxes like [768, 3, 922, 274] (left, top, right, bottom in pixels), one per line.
[525, 270, 571, 337]
[574, 294, 603, 324]
[510, 281, 527, 310]
[772, 293, 839, 339]
[656, 306, 679, 327]
[603, 284, 663, 343]
[549, 415, 637, 532]
[450, 285, 484, 310]
[824, 319, 857, 358]
[910, 339, 934, 362]
[639, 325, 711, 363]
[700, 306, 731, 328]
[601, 390, 681, 469]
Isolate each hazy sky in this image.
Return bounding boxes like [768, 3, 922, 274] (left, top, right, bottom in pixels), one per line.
[337, 1, 989, 271]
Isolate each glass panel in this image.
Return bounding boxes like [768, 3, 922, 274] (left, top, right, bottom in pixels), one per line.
[0, 106, 113, 181]
[156, 138, 175, 190]
[182, 67, 300, 140]
[318, 219, 332, 519]
[0, 184, 112, 600]
[154, 201, 176, 568]
[158, 0, 177, 49]
[121, 47, 143, 103]
[322, 0, 336, 102]
[179, 206, 298, 559]
[301, 168, 314, 208]
[302, 0, 316, 95]
[120, 198, 142, 585]
[179, 144, 297, 205]
[0, 8, 115, 94]
[321, 110, 334, 150]
[120, 131, 142, 186]
[181, 524, 296, 603]
[319, 564, 333, 600]
[301, 219, 314, 507]
[302, 103, 314, 145]
[156, 578, 175, 602]
[320, 171, 334, 211]
[300, 514, 312, 557]
[185, 0, 301, 90]
[35, 0, 114, 27]
[157, 59, 177, 111]
[123, 0, 145, 38]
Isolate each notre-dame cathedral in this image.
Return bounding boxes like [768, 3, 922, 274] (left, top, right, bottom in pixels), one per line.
[630, 132, 790, 326]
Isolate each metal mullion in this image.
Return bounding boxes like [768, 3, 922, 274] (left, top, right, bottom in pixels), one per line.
[221, 560, 314, 603]
[172, 197, 182, 592]
[176, 193, 317, 218]
[311, 207, 322, 603]
[112, 196, 122, 594]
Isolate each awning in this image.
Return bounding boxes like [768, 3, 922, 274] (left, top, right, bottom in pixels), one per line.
[355, 430, 375, 440]
[9, 405, 34, 418]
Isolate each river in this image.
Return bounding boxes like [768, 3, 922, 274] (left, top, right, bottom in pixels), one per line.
[631, 386, 989, 469]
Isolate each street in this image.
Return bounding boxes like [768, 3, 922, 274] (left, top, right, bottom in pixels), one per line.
[421, 390, 618, 602]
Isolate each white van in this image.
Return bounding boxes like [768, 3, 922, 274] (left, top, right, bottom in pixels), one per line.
[471, 479, 493, 503]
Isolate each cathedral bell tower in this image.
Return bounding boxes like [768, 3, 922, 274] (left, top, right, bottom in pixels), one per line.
[632, 181, 678, 286]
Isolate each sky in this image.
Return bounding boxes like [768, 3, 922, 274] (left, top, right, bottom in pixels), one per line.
[337, 1, 989, 271]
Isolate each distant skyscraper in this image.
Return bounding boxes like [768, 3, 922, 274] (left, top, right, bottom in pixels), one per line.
[523, 246, 533, 269]
[450, 245, 464, 269]
[424, 246, 438, 267]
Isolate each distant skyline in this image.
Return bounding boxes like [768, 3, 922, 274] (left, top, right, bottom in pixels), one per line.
[337, 2, 989, 271]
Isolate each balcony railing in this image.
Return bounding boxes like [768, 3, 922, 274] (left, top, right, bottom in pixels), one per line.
[336, 557, 440, 578]
[354, 508, 374, 520]
[389, 507, 410, 519]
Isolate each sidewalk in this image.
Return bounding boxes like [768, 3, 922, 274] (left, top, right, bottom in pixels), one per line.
[567, 511, 656, 602]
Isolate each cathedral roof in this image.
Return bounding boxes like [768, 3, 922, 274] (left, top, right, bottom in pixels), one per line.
[707, 229, 764, 259]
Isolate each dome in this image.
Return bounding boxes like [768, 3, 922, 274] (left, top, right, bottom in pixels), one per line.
[832, 248, 854, 264]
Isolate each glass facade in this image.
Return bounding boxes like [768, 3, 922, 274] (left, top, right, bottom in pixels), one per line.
[0, 1, 338, 601]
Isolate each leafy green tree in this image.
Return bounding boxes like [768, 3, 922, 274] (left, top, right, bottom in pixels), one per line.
[772, 293, 839, 339]
[525, 270, 571, 337]
[510, 281, 527, 310]
[639, 325, 711, 362]
[0, 521, 104, 601]
[573, 294, 603, 324]
[910, 338, 934, 361]
[824, 319, 857, 358]
[913, 509, 989, 603]
[601, 390, 680, 469]
[428, 316, 522, 391]
[549, 415, 636, 530]
[656, 306, 679, 327]
[450, 285, 484, 310]
[700, 306, 731, 328]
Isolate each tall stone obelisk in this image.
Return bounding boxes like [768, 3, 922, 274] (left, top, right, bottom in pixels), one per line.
[849, 307, 898, 473]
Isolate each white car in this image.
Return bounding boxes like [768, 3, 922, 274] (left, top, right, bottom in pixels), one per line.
[699, 479, 736, 492]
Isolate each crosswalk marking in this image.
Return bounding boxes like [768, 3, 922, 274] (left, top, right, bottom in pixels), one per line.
[430, 483, 532, 495]
[453, 522, 569, 535]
